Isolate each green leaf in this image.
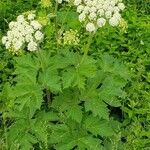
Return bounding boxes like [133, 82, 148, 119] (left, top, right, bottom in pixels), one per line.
[36, 111, 59, 122]
[62, 55, 97, 89]
[52, 90, 82, 122]
[78, 136, 103, 150]
[83, 115, 114, 137]
[62, 68, 76, 89]
[14, 83, 43, 117]
[49, 124, 70, 144]
[55, 139, 76, 150]
[98, 76, 126, 107]
[84, 98, 109, 120]
[66, 105, 83, 123]
[39, 67, 61, 92]
[98, 53, 130, 81]
[57, 10, 81, 30]
[78, 56, 97, 78]
[7, 119, 38, 150]
[15, 54, 39, 80]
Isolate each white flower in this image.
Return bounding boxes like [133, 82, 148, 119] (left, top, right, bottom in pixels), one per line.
[12, 38, 18, 44]
[13, 40, 23, 50]
[96, 4, 103, 9]
[114, 12, 121, 19]
[2, 36, 8, 44]
[57, 0, 62, 3]
[74, 0, 81, 6]
[86, 1, 93, 7]
[89, 7, 97, 13]
[27, 41, 38, 51]
[74, 0, 125, 32]
[79, 13, 86, 22]
[118, 3, 125, 10]
[103, 3, 110, 11]
[25, 35, 33, 42]
[108, 6, 114, 12]
[13, 31, 22, 39]
[113, 6, 120, 13]
[91, 0, 97, 6]
[77, 5, 84, 13]
[1, 13, 44, 53]
[28, 13, 36, 20]
[9, 21, 15, 29]
[109, 17, 119, 26]
[89, 12, 97, 20]
[98, 9, 104, 16]
[110, 0, 116, 6]
[34, 31, 44, 41]
[97, 18, 106, 27]
[30, 20, 42, 30]
[105, 11, 112, 19]
[17, 15, 25, 23]
[25, 25, 34, 34]
[86, 23, 96, 32]
[83, 6, 90, 14]
[5, 42, 11, 49]
[7, 31, 14, 41]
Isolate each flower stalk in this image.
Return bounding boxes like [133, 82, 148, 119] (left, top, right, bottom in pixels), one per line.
[80, 33, 93, 64]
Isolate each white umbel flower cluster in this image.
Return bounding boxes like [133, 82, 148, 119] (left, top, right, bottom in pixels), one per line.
[56, 0, 70, 4]
[1, 13, 44, 53]
[74, 0, 125, 32]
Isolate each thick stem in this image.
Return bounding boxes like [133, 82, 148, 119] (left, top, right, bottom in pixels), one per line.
[46, 89, 51, 104]
[80, 33, 93, 64]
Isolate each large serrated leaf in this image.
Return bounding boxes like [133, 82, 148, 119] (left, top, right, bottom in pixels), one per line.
[84, 98, 109, 120]
[83, 115, 114, 137]
[39, 67, 61, 92]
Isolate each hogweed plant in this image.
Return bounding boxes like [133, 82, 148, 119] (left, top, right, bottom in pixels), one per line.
[1, 0, 129, 150]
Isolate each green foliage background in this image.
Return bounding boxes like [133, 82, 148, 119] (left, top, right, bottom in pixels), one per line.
[0, 0, 150, 150]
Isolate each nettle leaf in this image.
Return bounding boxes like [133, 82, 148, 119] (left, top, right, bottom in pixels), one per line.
[83, 115, 114, 137]
[52, 90, 83, 123]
